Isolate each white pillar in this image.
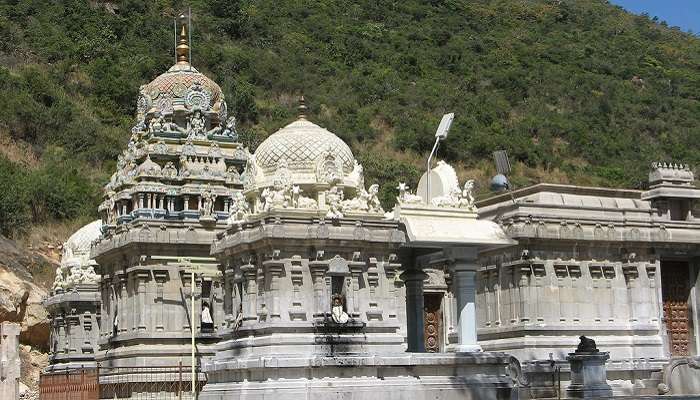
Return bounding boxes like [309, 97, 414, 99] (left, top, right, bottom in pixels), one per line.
[446, 247, 482, 352]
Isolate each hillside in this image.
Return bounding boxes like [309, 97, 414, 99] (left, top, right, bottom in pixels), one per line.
[1, 0, 700, 237]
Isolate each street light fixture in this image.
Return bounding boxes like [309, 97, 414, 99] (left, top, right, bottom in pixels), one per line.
[425, 113, 454, 204]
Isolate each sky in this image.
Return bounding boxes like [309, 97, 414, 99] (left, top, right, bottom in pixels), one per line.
[610, 0, 700, 34]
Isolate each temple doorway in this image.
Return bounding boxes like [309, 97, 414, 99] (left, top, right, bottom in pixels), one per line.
[423, 293, 443, 352]
[661, 261, 693, 356]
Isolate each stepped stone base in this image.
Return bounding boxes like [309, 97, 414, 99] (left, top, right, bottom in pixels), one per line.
[201, 352, 514, 400]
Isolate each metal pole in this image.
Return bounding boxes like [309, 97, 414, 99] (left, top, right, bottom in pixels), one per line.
[173, 17, 177, 64]
[178, 360, 182, 400]
[188, 7, 192, 71]
[191, 269, 196, 399]
[425, 137, 440, 204]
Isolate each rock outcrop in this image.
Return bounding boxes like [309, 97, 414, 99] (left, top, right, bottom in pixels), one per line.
[0, 235, 53, 351]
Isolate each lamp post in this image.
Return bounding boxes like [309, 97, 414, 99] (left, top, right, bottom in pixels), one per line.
[425, 113, 454, 204]
[177, 257, 221, 399]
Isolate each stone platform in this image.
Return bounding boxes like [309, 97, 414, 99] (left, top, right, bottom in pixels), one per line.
[201, 352, 514, 400]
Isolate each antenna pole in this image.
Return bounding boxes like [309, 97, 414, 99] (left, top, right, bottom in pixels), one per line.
[425, 137, 440, 204]
[173, 17, 177, 64]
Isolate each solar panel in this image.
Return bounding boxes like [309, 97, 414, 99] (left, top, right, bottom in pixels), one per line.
[493, 150, 511, 175]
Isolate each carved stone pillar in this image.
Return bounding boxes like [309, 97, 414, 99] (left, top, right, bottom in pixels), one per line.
[289, 256, 305, 321]
[366, 258, 382, 321]
[182, 272, 194, 332]
[184, 195, 190, 211]
[118, 275, 127, 333]
[384, 255, 401, 320]
[309, 260, 329, 319]
[349, 260, 366, 319]
[263, 257, 284, 321]
[56, 316, 66, 354]
[224, 266, 235, 319]
[401, 268, 427, 353]
[232, 269, 243, 326]
[154, 271, 168, 332]
[135, 271, 148, 331]
[240, 261, 258, 321]
[446, 247, 482, 352]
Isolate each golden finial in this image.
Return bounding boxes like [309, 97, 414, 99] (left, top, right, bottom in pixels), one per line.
[298, 95, 307, 120]
[176, 14, 190, 65]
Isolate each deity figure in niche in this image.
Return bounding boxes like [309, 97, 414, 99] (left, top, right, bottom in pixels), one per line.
[200, 187, 217, 217]
[149, 112, 164, 134]
[331, 293, 349, 324]
[188, 110, 206, 139]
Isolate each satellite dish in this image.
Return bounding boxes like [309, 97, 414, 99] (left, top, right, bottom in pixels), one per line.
[490, 173, 510, 192]
[490, 150, 516, 204]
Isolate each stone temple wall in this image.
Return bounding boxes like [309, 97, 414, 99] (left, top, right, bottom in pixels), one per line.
[476, 253, 665, 363]
[1, 322, 21, 400]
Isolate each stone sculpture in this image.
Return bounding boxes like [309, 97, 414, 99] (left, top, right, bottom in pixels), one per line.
[290, 185, 318, 209]
[431, 179, 477, 211]
[342, 183, 382, 213]
[229, 192, 249, 223]
[331, 294, 349, 324]
[188, 110, 206, 139]
[52, 267, 65, 291]
[576, 336, 599, 353]
[222, 116, 237, 138]
[226, 165, 241, 183]
[201, 187, 217, 218]
[162, 161, 178, 178]
[326, 185, 344, 219]
[149, 113, 165, 134]
[457, 180, 476, 210]
[396, 182, 423, 205]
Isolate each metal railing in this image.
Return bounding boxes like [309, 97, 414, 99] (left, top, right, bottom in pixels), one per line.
[39, 368, 99, 400]
[40, 363, 205, 400]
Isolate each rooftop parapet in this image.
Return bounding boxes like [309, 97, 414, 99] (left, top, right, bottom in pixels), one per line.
[648, 162, 695, 188]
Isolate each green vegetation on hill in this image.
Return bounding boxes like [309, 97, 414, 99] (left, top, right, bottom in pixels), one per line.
[1, 0, 699, 237]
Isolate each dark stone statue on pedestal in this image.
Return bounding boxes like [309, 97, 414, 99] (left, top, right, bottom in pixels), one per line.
[566, 336, 613, 399]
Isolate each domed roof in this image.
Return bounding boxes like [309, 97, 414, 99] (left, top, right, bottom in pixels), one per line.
[255, 118, 355, 175]
[137, 63, 225, 118]
[62, 220, 102, 266]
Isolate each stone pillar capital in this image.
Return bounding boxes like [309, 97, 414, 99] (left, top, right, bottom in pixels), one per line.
[400, 269, 428, 282]
[262, 259, 285, 275]
[309, 260, 329, 276]
[443, 246, 478, 263]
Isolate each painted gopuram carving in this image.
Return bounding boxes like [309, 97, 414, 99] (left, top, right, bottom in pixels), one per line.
[88, 15, 245, 383]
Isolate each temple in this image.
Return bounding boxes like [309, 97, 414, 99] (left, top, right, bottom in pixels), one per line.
[42, 15, 700, 399]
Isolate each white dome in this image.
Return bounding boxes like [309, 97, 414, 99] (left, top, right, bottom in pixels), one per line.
[62, 220, 102, 267]
[246, 117, 363, 191]
[255, 119, 354, 175]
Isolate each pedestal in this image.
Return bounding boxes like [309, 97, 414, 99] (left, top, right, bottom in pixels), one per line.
[566, 352, 613, 399]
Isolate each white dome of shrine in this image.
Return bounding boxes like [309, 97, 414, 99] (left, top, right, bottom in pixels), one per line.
[61, 220, 102, 268]
[254, 119, 355, 175]
[245, 99, 363, 192]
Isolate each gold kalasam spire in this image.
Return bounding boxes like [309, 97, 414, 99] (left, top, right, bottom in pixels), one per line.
[298, 95, 307, 120]
[176, 14, 190, 64]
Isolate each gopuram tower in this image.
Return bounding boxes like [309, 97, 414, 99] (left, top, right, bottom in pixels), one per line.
[90, 14, 246, 380]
